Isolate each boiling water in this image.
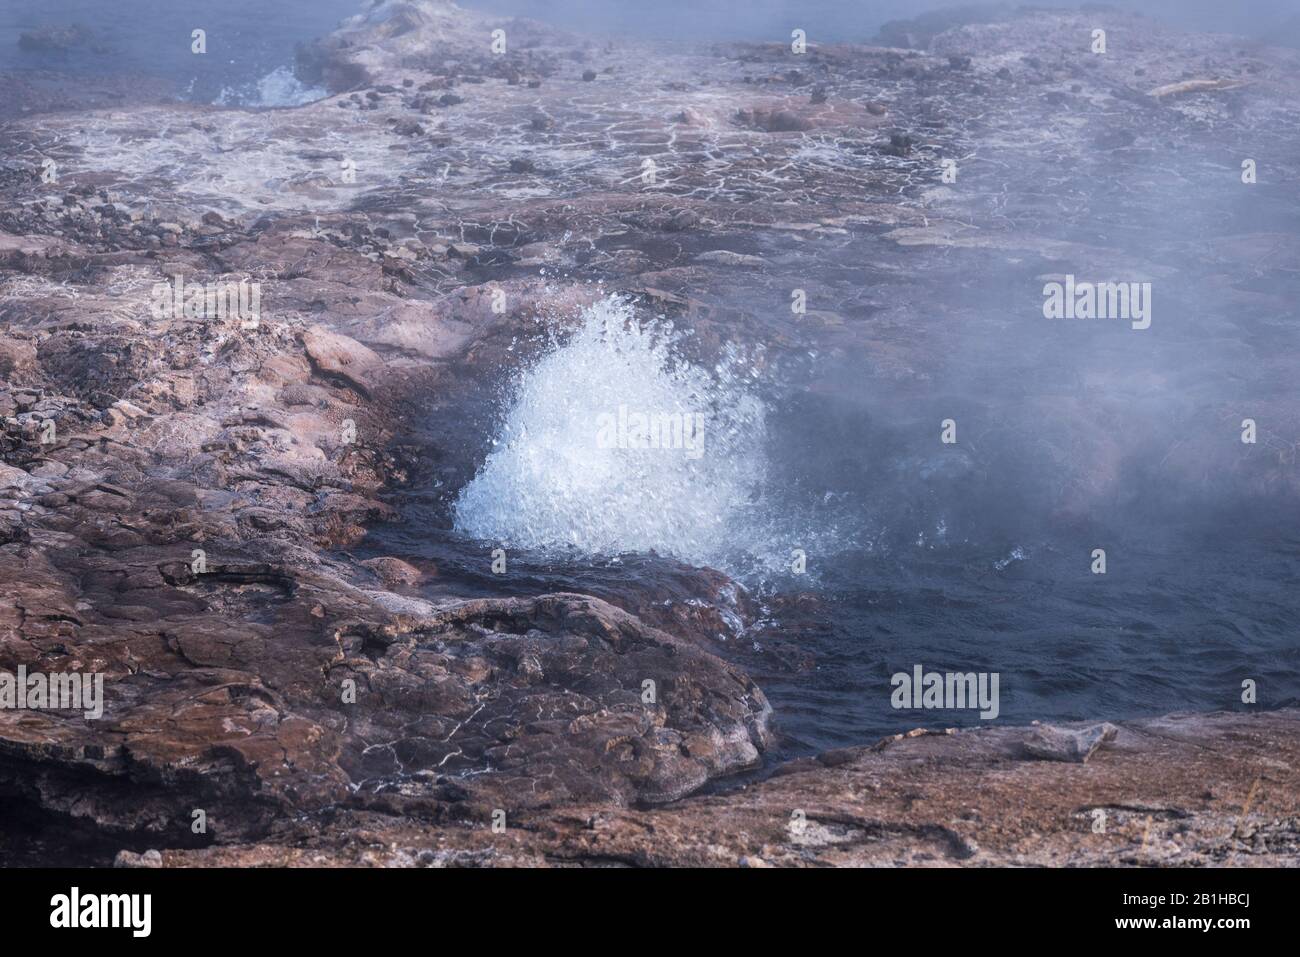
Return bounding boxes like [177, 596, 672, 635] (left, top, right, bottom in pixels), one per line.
[453, 296, 775, 567]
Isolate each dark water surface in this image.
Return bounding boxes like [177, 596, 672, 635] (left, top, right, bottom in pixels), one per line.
[769, 535, 1300, 750]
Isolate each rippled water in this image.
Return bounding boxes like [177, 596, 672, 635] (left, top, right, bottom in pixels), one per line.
[757, 536, 1300, 752]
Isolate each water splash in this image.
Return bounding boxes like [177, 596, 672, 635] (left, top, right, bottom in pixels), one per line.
[214, 66, 326, 108]
[453, 296, 770, 569]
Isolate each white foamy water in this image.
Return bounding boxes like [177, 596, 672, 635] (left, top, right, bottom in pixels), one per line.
[453, 296, 771, 567]
[214, 66, 326, 108]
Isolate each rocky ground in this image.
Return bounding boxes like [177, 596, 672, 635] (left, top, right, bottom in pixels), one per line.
[1, 1, 1297, 866]
[114, 708, 1300, 867]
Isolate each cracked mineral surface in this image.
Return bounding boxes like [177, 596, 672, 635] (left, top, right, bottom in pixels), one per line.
[0, 1, 1297, 866]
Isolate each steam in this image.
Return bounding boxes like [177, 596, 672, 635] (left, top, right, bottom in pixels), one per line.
[453, 296, 770, 567]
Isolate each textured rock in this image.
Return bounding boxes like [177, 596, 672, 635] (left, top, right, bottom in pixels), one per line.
[131, 709, 1300, 867]
[301, 326, 383, 396]
[1023, 722, 1119, 763]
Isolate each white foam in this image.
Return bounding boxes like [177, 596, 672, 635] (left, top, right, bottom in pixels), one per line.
[453, 295, 770, 569]
[215, 66, 326, 108]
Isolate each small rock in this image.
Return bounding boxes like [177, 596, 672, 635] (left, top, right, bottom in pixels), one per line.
[114, 849, 163, 868]
[1023, 722, 1119, 763]
[880, 132, 915, 156]
[301, 326, 382, 396]
[0, 463, 33, 490]
[695, 250, 766, 268]
[361, 556, 424, 586]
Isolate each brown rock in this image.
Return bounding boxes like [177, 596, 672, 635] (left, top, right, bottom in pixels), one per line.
[301, 327, 383, 396]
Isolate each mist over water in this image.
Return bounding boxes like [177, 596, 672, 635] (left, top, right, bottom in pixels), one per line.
[475, 0, 1300, 44]
[7, 0, 1299, 105]
[0, 0, 360, 103]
